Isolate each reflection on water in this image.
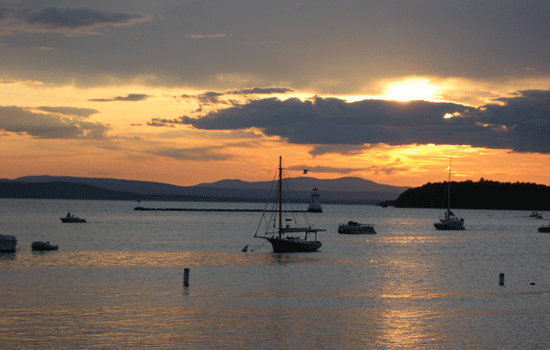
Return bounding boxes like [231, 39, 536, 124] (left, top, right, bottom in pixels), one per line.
[1, 200, 550, 349]
[4, 250, 331, 269]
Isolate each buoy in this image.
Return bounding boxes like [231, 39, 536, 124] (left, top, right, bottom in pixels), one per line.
[499, 273, 505, 286]
[183, 268, 190, 287]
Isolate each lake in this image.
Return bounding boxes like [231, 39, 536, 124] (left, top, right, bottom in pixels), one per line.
[1, 198, 549, 349]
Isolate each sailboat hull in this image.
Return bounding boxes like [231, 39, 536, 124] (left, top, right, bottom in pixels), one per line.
[434, 223, 465, 230]
[266, 237, 322, 253]
[434, 219, 465, 230]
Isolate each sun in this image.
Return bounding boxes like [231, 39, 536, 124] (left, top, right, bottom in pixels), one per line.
[382, 78, 439, 102]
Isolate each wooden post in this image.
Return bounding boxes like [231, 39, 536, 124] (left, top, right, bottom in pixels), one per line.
[183, 268, 190, 287]
[499, 273, 504, 286]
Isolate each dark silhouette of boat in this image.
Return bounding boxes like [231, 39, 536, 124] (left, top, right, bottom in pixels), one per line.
[434, 158, 465, 230]
[254, 157, 325, 253]
[31, 241, 59, 251]
[60, 212, 86, 223]
[338, 221, 376, 234]
[0, 234, 17, 252]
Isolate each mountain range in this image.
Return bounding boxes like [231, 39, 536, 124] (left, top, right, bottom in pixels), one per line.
[0, 175, 410, 204]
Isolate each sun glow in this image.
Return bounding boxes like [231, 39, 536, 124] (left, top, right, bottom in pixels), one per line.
[382, 78, 439, 102]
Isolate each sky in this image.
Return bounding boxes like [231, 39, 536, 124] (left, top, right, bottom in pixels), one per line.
[1, 0, 550, 188]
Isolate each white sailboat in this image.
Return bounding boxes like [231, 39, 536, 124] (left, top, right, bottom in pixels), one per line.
[434, 158, 465, 230]
[254, 156, 325, 252]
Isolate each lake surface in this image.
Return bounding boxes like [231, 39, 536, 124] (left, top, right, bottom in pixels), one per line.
[1, 199, 549, 349]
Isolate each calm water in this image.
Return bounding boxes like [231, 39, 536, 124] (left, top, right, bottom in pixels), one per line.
[1, 199, 549, 349]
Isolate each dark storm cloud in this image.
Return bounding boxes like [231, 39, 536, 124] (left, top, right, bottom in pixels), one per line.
[88, 94, 151, 102]
[157, 90, 550, 154]
[472, 90, 550, 153]
[0, 106, 109, 139]
[25, 7, 147, 30]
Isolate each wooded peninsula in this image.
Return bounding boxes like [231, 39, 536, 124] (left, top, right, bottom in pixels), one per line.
[387, 178, 550, 210]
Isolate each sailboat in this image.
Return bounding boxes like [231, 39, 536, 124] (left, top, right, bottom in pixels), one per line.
[434, 158, 465, 230]
[254, 156, 325, 252]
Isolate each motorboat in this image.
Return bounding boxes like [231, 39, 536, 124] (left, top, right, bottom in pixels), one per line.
[0, 234, 17, 252]
[434, 158, 465, 230]
[338, 221, 376, 234]
[538, 226, 550, 233]
[254, 156, 325, 253]
[60, 212, 86, 223]
[31, 241, 59, 251]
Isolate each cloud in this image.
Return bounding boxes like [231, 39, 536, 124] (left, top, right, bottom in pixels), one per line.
[180, 87, 295, 108]
[22, 6, 148, 33]
[88, 94, 151, 102]
[147, 119, 176, 127]
[0, 105, 109, 139]
[157, 90, 550, 154]
[36, 106, 100, 118]
[0, 6, 150, 35]
[226, 87, 295, 95]
[309, 145, 371, 156]
[151, 146, 231, 161]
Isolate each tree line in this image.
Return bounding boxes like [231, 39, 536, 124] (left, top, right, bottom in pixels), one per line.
[389, 179, 550, 210]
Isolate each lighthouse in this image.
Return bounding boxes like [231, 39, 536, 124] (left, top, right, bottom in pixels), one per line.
[307, 187, 323, 213]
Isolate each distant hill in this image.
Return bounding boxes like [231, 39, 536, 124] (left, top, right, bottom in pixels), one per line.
[195, 176, 407, 193]
[0, 175, 409, 203]
[393, 179, 550, 210]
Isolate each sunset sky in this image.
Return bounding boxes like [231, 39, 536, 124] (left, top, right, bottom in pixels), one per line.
[2, 1, 550, 188]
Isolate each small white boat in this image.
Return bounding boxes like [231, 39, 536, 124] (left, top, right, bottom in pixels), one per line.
[0, 234, 17, 252]
[60, 212, 86, 223]
[338, 221, 376, 234]
[31, 241, 59, 251]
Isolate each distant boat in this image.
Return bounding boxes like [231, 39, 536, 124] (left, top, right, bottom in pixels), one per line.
[338, 221, 376, 234]
[538, 225, 550, 233]
[60, 212, 86, 223]
[434, 158, 465, 230]
[307, 187, 323, 213]
[0, 234, 17, 252]
[530, 211, 543, 219]
[254, 156, 325, 253]
[31, 241, 59, 251]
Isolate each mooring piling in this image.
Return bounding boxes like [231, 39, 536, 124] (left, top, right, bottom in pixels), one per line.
[183, 268, 190, 287]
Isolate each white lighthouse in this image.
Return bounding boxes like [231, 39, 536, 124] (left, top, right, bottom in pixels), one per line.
[307, 187, 323, 213]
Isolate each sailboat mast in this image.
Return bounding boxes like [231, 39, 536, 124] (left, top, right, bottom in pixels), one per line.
[278, 156, 282, 239]
[447, 157, 451, 212]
